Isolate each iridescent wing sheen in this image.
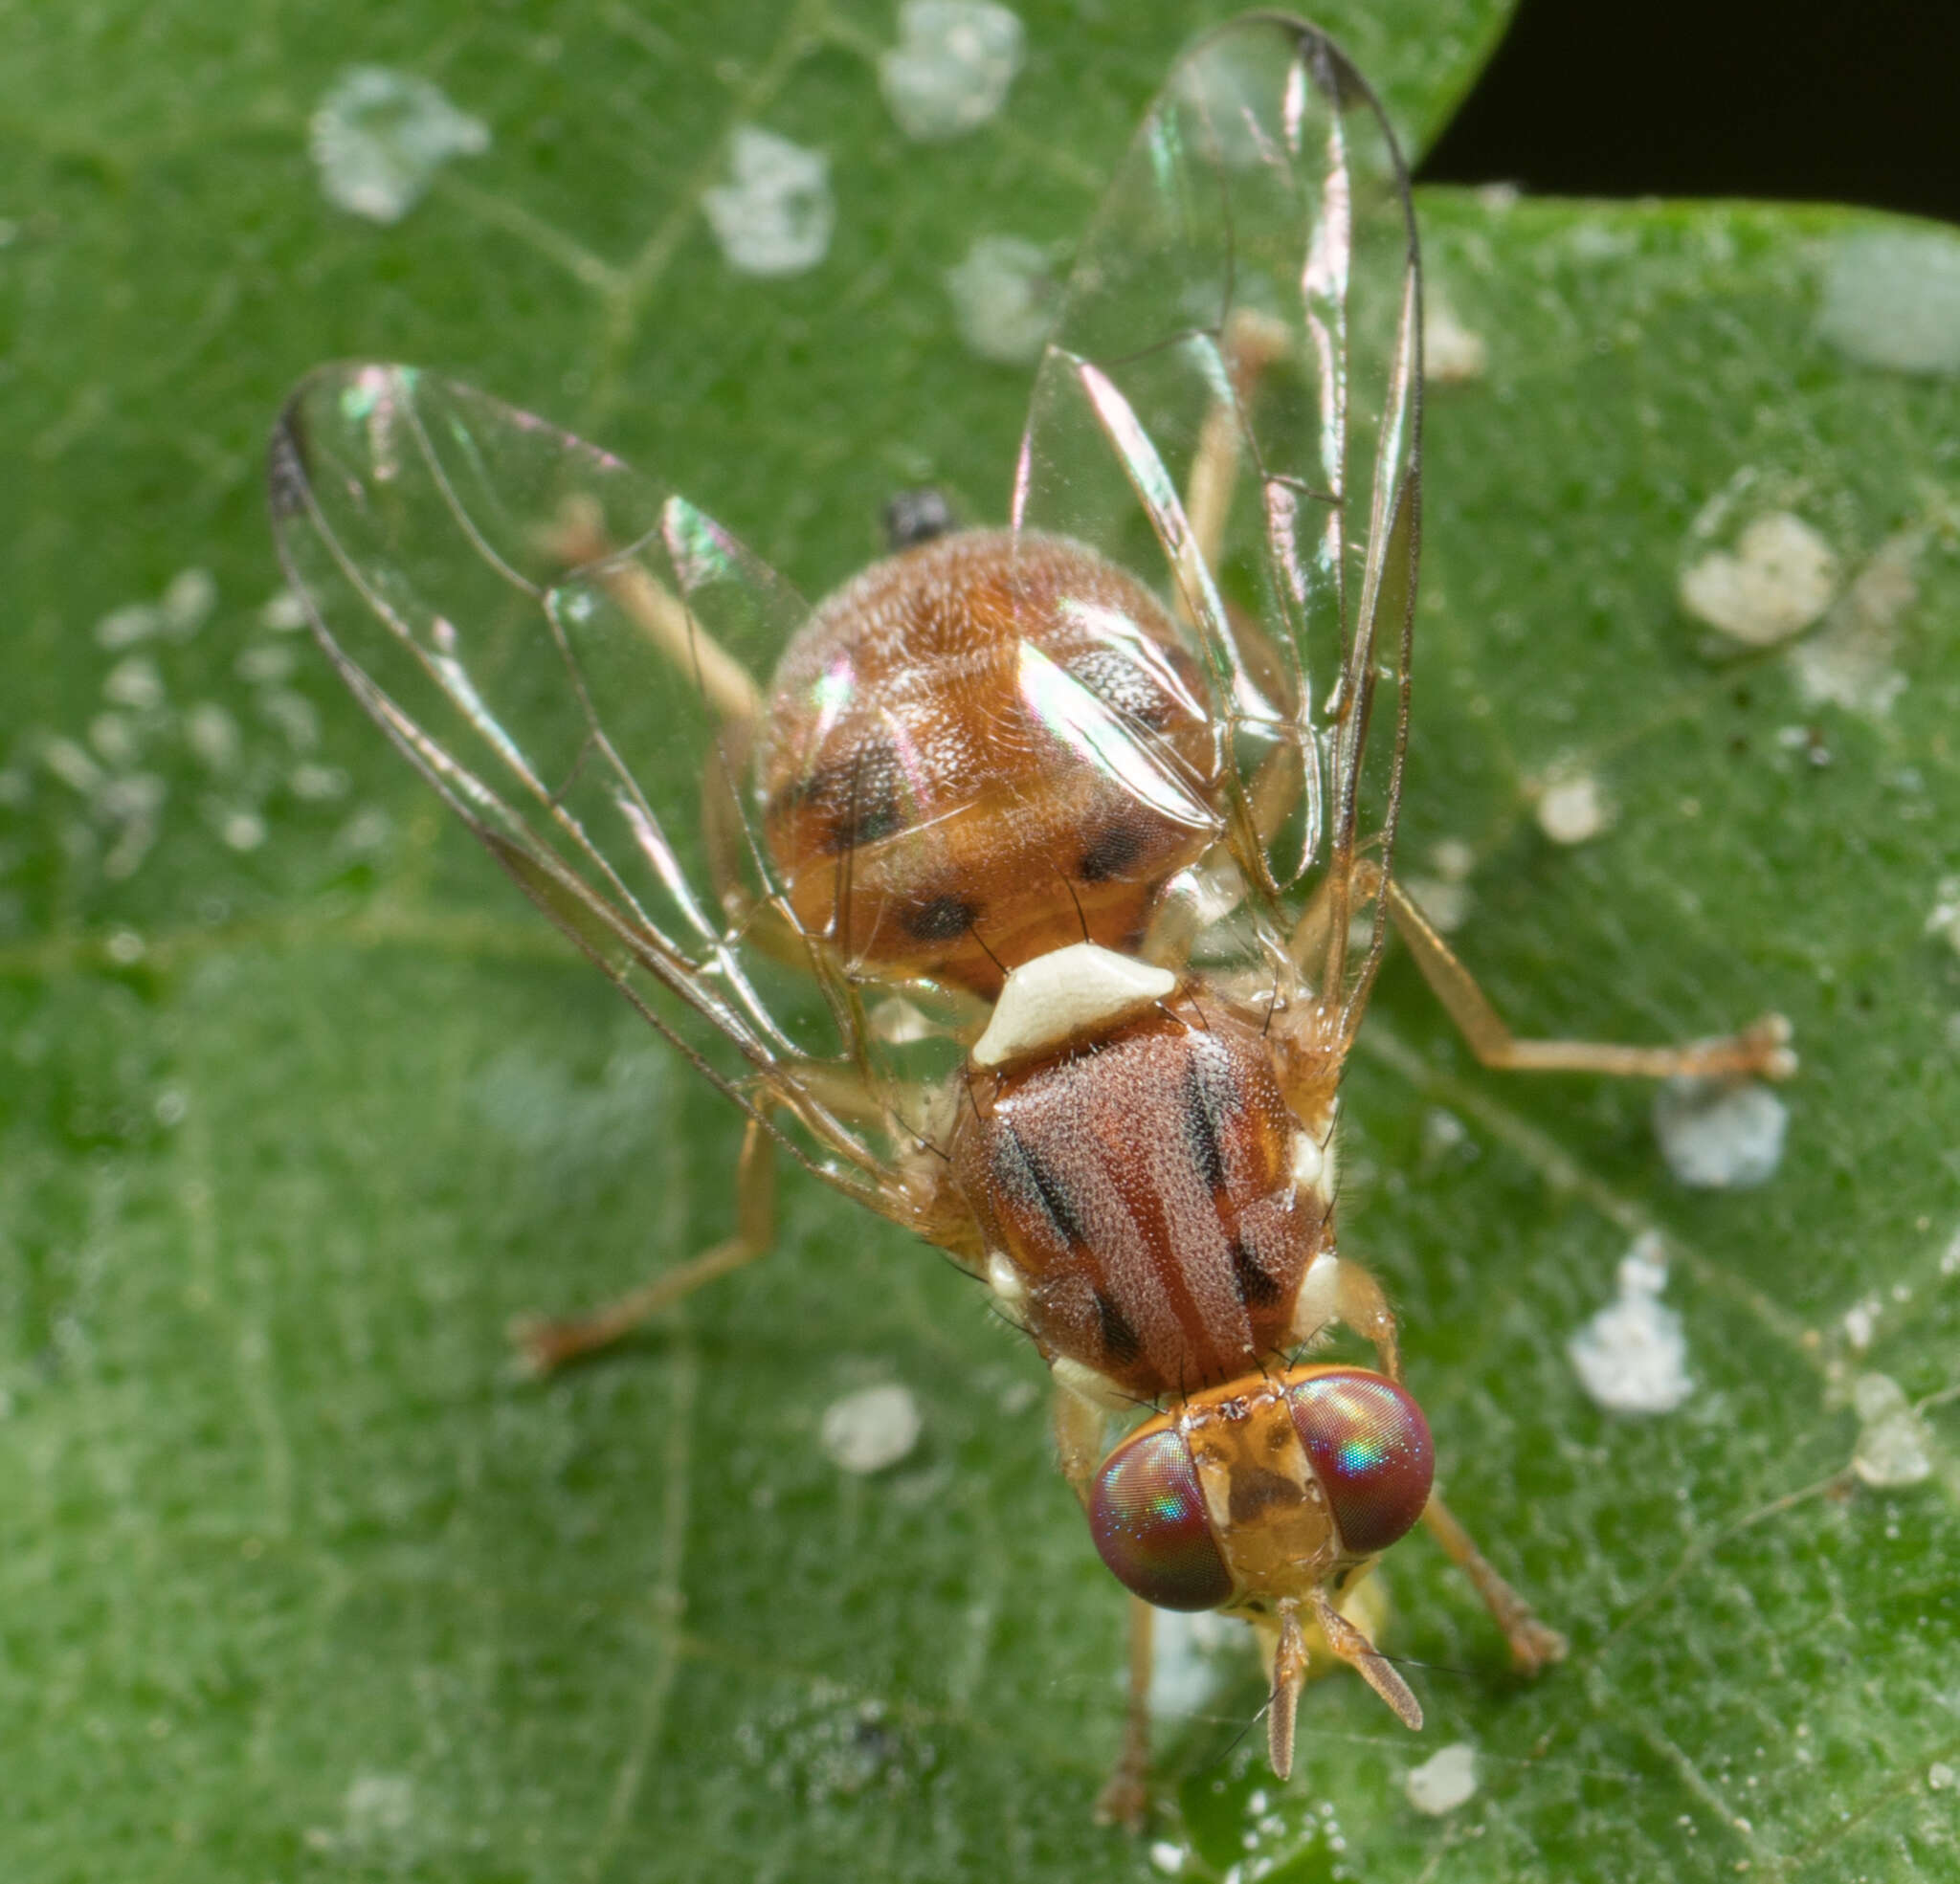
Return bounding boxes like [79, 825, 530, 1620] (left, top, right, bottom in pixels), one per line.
[267, 365, 942, 1230]
[1014, 14, 1421, 1035]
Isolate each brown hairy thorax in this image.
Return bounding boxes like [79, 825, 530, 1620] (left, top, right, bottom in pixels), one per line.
[753, 529, 1226, 997]
[947, 992, 1335, 1401]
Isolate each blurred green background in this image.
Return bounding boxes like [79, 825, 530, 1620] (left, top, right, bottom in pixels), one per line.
[5, 3, 1959, 1879]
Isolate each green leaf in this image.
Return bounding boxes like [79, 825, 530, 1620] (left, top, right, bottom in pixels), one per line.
[6, 5, 1959, 1881]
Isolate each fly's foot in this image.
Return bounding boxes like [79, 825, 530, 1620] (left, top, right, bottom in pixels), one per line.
[1504, 1611, 1570, 1675]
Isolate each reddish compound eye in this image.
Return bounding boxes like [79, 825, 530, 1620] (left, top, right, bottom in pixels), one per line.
[1287, 1370, 1434, 1557]
[1088, 1427, 1233, 1610]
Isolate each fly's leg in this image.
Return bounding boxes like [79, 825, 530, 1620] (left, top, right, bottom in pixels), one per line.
[512, 1114, 776, 1375]
[1383, 868, 1786, 1668]
[1419, 1489, 1568, 1673]
[1052, 1374, 1114, 1509]
[1095, 1596, 1157, 1830]
[1052, 1378, 1160, 1828]
[1155, 309, 1311, 923]
[1387, 877, 1797, 1081]
[1287, 1250, 1404, 1383]
[1184, 309, 1294, 578]
[546, 497, 761, 727]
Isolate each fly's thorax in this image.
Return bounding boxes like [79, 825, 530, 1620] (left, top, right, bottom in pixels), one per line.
[751, 529, 1224, 998]
[1085, 1364, 1436, 1616]
[949, 978, 1332, 1401]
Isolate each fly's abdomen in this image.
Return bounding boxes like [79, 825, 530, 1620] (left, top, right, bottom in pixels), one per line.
[754, 530, 1223, 998]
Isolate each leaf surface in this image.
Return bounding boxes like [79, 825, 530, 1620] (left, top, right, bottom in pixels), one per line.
[5, 4, 1959, 1880]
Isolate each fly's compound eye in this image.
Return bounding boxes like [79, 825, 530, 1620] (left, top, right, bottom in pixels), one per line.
[1287, 1370, 1435, 1558]
[1087, 1427, 1233, 1611]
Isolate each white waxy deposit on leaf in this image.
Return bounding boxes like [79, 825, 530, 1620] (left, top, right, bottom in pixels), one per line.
[291, 764, 348, 803]
[1680, 511, 1838, 645]
[162, 567, 217, 635]
[1400, 875, 1469, 931]
[819, 1383, 923, 1474]
[95, 603, 161, 650]
[1405, 1742, 1480, 1816]
[944, 234, 1059, 364]
[880, 1, 1024, 140]
[40, 735, 102, 794]
[702, 126, 834, 277]
[323, 1772, 422, 1864]
[219, 809, 268, 853]
[183, 702, 241, 773]
[1792, 532, 1917, 719]
[1534, 769, 1612, 845]
[1147, 1607, 1239, 1719]
[258, 690, 322, 753]
[309, 68, 489, 226]
[260, 590, 310, 632]
[1850, 1372, 1934, 1488]
[1402, 839, 1476, 932]
[237, 642, 299, 687]
[88, 714, 138, 768]
[1927, 878, 1960, 956]
[1423, 296, 1487, 383]
[102, 655, 165, 712]
[1652, 1075, 1788, 1189]
[1816, 228, 1960, 375]
[1569, 1234, 1693, 1415]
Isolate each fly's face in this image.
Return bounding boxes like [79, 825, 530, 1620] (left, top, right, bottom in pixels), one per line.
[1087, 1364, 1437, 1775]
[1090, 1367, 1435, 1619]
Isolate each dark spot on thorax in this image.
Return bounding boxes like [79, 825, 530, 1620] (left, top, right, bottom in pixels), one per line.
[1078, 818, 1147, 883]
[1095, 1291, 1143, 1366]
[1231, 1238, 1284, 1308]
[903, 893, 979, 942]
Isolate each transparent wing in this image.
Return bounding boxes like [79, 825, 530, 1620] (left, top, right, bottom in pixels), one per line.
[267, 365, 946, 1229]
[1013, 15, 1420, 1035]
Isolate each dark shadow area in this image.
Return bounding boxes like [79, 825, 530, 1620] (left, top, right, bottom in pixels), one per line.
[1420, 0, 1960, 227]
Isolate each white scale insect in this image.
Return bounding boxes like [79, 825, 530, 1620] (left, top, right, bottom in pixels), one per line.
[269, 14, 1793, 1824]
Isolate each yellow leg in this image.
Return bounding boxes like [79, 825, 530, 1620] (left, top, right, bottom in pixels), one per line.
[1420, 1488, 1568, 1673]
[1051, 1376, 1115, 1509]
[511, 1116, 775, 1374]
[545, 496, 761, 727]
[1387, 877, 1796, 1080]
[1288, 1251, 1405, 1383]
[1094, 1595, 1156, 1830]
[1184, 308, 1294, 578]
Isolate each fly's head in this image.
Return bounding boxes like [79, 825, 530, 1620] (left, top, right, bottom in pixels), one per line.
[1085, 1364, 1434, 1775]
